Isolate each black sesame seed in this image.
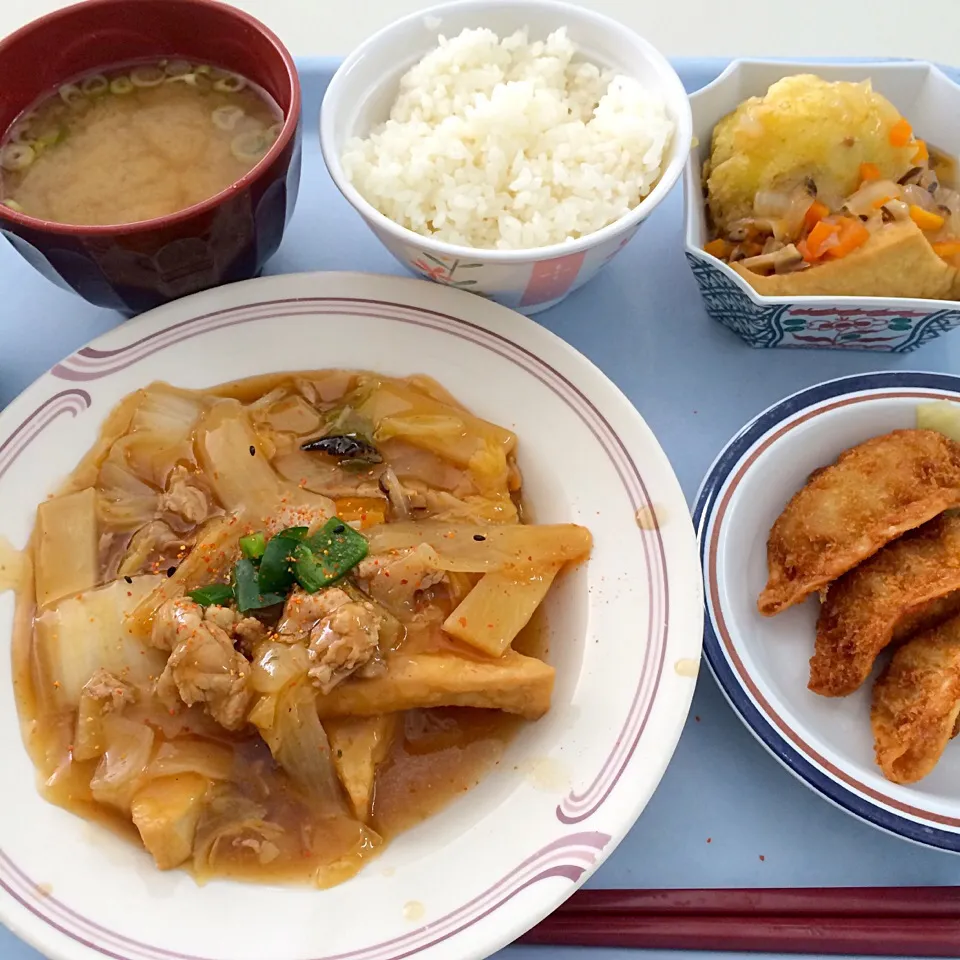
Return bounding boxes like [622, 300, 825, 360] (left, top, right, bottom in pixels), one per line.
[249, 445, 256, 456]
[473, 534, 486, 541]
[124, 576, 133, 584]
[333, 524, 345, 534]
[166, 566, 177, 577]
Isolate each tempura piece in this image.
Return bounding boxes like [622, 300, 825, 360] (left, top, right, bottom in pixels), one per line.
[758, 430, 960, 616]
[871, 616, 960, 784]
[811, 516, 960, 696]
[314, 651, 555, 720]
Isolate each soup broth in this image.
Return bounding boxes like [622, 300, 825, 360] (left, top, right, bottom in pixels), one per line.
[13, 371, 589, 886]
[0, 60, 282, 226]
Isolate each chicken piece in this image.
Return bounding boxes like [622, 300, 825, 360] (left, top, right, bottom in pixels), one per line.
[277, 587, 352, 640]
[759, 430, 960, 616]
[156, 614, 252, 731]
[356, 545, 447, 616]
[81, 667, 137, 712]
[812, 516, 960, 696]
[308, 599, 382, 694]
[315, 649, 555, 720]
[74, 668, 139, 761]
[159, 466, 210, 525]
[150, 597, 203, 651]
[274, 587, 382, 692]
[117, 520, 185, 579]
[871, 615, 960, 784]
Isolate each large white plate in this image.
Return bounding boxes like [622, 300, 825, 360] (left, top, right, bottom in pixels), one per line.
[0, 272, 702, 960]
[696, 370, 960, 852]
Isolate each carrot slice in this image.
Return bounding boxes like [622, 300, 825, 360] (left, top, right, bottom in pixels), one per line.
[803, 200, 829, 232]
[803, 220, 841, 261]
[871, 195, 894, 210]
[334, 497, 387, 529]
[704, 238, 733, 259]
[824, 217, 870, 259]
[933, 240, 960, 258]
[890, 118, 913, 147]
[910, 205, 946, 231]
[859, 162, 882, 182]
[914, 140, 930, 163]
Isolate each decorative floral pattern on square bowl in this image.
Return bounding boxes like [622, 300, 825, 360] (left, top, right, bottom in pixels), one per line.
[686, 251, 960, 353]
[683, 58, 960, 352]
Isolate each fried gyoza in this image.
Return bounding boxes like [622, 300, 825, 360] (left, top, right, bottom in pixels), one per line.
[811, 515, 960, 697]
[871, 616, 960, 784]
[758, 430, 960, 616]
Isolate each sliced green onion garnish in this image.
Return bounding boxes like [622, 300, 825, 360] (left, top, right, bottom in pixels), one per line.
[291, 542, 329, 592]
[233, 558, 284, 613]
[109, 76, 134, 95]
[164, 59, 192, 77]
[239, 531, 267, 560]
[214, 73, 247, 93]
[1, 199, 24, 213]
[0, 144, 35, 172]
[303, 517, 368, 586]
[257, 532, 300, 594]
[230, 129, 270, 163]
[277, 526, 308, 541]
[34, 127, 62, 149]
[130, 64, 165, 88]
[8, 121, 32, 144]
[211, 105, 244, 131]
[58, 83, 84, 106]
[81, 74, 109, 96]
[188, 583, 234, 607]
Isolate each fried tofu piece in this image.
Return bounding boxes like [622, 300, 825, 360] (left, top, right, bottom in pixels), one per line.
[131, 773, 209, 870]
[326, 715, 398, 821]
[759, 430, 960, 616]
[812, 515, 960, 696]
[871, 616, 960, 784]
[733, 221, 959, 301]
[314, 651, 554, 721]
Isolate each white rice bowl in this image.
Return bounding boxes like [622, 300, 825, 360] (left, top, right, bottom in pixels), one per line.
[341, 27, 675, 251]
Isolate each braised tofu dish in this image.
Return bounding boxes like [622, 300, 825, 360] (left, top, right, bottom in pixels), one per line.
[14, 371, 591, 885]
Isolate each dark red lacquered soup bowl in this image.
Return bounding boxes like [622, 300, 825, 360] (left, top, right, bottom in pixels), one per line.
[0, 0, 301, 315]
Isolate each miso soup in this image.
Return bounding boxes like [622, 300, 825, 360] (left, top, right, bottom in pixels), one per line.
[0, 60, 283, 226]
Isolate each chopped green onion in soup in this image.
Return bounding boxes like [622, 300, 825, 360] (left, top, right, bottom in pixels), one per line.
[230, 130, 271, 163]
[214, 74, 247, 93]
[0, 144, 35, 172]
[164, 59, 193, 77]
[80, 75, 109, 96]
[130, 64, 165, 88]
[212, 106, 245, 131]
[58, 83, 84, 106]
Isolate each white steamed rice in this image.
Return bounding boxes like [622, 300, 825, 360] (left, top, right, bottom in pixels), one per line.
[341, 27, 675, 251]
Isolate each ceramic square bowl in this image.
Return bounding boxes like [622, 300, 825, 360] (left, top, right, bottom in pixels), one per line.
[321, 0, 692, 315]
[683, 59, 960, 352]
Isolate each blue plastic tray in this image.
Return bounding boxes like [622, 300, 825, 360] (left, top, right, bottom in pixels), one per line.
[2, 57, 959, 960]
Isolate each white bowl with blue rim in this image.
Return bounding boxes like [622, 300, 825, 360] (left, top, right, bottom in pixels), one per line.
[320, 0, 692, 315]
[695, 370, 960, 851]
[684, 59, 960, 352]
